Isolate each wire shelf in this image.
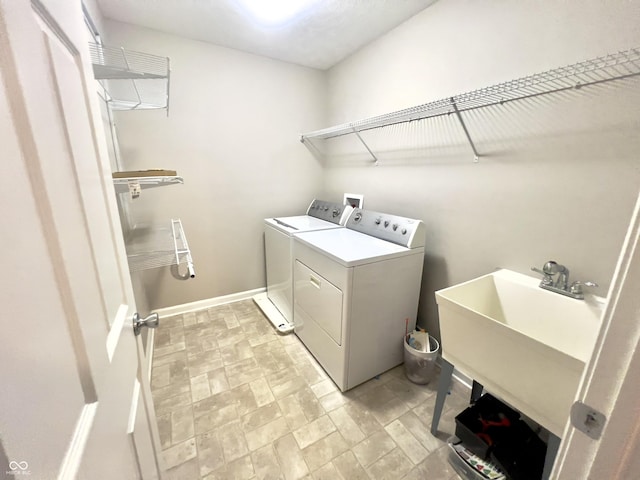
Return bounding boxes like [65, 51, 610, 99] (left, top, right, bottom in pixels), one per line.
[125, 219, 195, 278]
[89, 43, 170, 112]
[113, 175, 184, 195]
[301, 47, 640, 142]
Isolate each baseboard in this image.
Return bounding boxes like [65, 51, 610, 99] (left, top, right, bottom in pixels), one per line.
[152, 287, 266, 317]
[452, 367, 473, 390]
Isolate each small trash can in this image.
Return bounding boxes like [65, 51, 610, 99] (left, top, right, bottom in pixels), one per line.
[404, 331, 439, 385]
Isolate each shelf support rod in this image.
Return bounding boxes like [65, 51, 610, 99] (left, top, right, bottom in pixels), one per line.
[450, 98, 480, 163]
[352, 126, 379, 166]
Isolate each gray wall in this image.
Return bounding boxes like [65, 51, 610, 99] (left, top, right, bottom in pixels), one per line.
[104, 20, 327, 308]
[321, 0, 640, 339]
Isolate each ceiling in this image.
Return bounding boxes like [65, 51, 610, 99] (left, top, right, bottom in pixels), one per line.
[95, 0, 438, 70]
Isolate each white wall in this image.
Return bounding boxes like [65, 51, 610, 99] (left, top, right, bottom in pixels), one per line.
[322, 0, 640, 339]
[103, 20, 326, 309]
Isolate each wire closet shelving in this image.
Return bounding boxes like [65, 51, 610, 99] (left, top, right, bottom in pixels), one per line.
[125, 219, 195, 279]
[89, 43, 171, 113]
[300, 47, 640, 163]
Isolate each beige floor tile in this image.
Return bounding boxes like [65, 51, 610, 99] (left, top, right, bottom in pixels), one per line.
[153, 341, 186, 358]
[301, 431, 349, 472]
[351, 429, 397, 467]
[194, 403, 238, 435]
[269, 373, 308, 399]
[151, 363, 171, 390]
[332, 450, 369, 480]
[398, 410, 444, 453]
[385, 419, 429, 464]
[157, 413, 172, 449]
[366, 447, 414, 479]
[274, 433, 309, 480]
[151, 302, 465, 480]
[202, 455, 255, 480]
[221, 339, 255, 365]
[197, 430, 225, 477]
[250, 444, 284, 480]
[207, 366, 230, 395]
[385, 376, 434, 409]
[170, 405, 194, 444]
[218, 420, 250, 463]
[162, 457, 200, 480]
[293, 415, 336, 449]
[154, 391, 192, 417]
[226, 383, 259, 416]
[328, 406, 366, 446]
[241, 402, 282, 432]
[249, 377, 276, 407]
[182, 312, 197, 327]
[372, 396, 410, 426]
[310, 379, 337, 399]
[318, 390, 349, 412]
[161, 314, 184, 329]
[225, 357, 264, 388]
[190, 373, 212, 402]
[151, 350, 187, 368]
[245, 416, 291, 451]
[311, 461, 339, 480]
[196, 310, 210, 324]
[403, 445, 460, 479]
[294, 387, 325, 422]
[163, 437, 197, 470]
[342, 401, 384, 437]
[188, 350, 225, 377]
[278, 393, 309, 430]
[218, 326, 248, 348]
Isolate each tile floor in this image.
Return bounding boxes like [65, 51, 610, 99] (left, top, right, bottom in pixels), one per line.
[150, 299, 470, 480]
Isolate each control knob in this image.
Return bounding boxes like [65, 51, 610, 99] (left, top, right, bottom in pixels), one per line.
[402, 228, 407, 235]
[332, 208, 340, 217]
[353, 212, 362, 222]
[384, 220, 389, 227]
[375, 217, 381, 225]
[392, 224, 398, 231]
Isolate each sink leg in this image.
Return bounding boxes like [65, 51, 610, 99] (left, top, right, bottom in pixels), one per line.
[542, 433, 561, 480]
[431, 358, 454, 436]
[471, 380, 484, 403]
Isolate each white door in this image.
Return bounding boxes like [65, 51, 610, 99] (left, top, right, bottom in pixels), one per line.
[0, 1, 161, 479]
[552, 191, 640, 479]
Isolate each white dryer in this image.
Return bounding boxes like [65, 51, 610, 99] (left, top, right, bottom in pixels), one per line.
[254, 200, 353, 334]
[293, 208, 426, 391]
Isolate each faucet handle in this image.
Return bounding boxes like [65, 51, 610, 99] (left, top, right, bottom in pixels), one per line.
[569, 281, 598, 295]
[531, 266, 554, 285]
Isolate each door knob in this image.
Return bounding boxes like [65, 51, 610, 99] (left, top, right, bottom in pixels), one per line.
[133, 312, 159, 336]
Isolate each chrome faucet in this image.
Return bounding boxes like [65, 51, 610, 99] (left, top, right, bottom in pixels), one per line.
[531, 261, 598, 299]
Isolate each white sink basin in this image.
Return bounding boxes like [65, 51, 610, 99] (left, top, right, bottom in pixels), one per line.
[436, 269, 604, 437]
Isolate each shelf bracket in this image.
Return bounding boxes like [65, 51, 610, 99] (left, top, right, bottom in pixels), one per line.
[450, 98, 480, 163]
[352, 126, 379, 166]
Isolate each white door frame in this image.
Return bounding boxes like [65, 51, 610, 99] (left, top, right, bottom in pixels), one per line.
[553, 190, 640, 478]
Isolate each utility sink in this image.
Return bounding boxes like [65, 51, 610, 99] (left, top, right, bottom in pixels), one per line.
[436, 269, 605, 437]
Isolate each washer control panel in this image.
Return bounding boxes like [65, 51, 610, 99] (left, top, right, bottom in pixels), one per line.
[306, 199, 354, 225]
[347, 208, 425, 248]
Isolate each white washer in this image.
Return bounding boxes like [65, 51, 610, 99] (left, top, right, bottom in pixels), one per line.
[254, 199, 353, 334]
[293, 208, 426, 391]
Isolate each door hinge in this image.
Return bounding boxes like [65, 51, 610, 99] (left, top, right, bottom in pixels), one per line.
[571, 401, 606, 439]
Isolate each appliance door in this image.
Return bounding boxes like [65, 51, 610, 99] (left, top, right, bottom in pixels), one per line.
[265, 223, 293, 322]
[294, 259, 348, 389]
[294, 261, 343, 345]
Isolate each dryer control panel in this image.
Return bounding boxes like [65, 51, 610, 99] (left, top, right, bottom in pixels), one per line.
[306, 199, 354, 225]
[346, 208, 426, 248]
